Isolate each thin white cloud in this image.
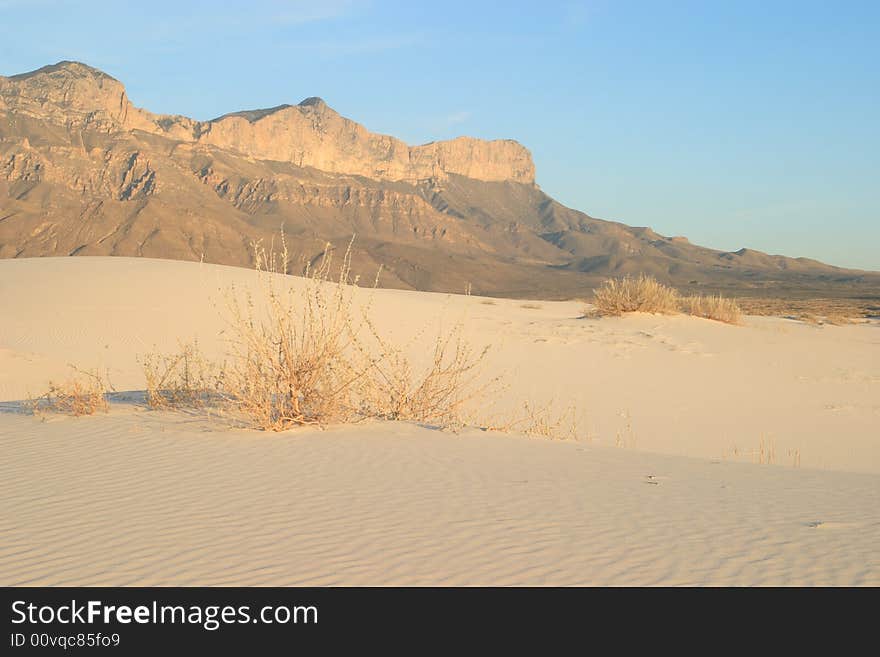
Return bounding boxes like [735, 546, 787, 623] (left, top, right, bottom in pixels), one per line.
[445, 111, 472, 126]
[0, 0, 60, 6]
[270, 0, 360, 25]
[140, 1, 362, 37]
[421, 110, 473, 137]
[561, 1, 593, 28]
[282, 33, 424, 57]
[727, 199, 819, 224]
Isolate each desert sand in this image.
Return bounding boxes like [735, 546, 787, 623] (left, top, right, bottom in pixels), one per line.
[1, 256, 878, 585]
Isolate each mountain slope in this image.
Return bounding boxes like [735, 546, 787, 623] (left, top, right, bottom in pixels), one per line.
[1, 61, 877, 298]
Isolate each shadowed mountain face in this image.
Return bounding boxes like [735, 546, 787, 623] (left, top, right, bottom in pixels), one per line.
[1, 61, 877, 298]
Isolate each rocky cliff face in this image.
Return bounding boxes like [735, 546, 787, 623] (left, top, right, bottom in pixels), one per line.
[0, 62, 534, 184]
[198, 100, 534, 183]
[1, 62, 133, 131]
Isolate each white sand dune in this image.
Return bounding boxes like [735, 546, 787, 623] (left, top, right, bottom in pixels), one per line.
[1, 256, 878, 585]
[2, 412, 878, 586]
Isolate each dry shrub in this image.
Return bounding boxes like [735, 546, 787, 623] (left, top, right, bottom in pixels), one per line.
[29, 368, 109, 416]
[140, 341, 217, 409]
[680, 294, 742, 324]
[137, 235, 496, 432]
[477, 400, 580, 441]
[217, 237, 369, 430]
[362, 322, 493, 426]
[592, 274, 679, 316]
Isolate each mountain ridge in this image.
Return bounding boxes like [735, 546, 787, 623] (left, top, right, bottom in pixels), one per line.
[1, 61, 877, 300]
[0, 61, 535, 184]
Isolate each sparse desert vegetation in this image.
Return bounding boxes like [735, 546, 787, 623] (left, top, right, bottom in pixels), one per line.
[27, 368, 109, 416]
[735, 296, 873, 324]
[591, 274, 743, 323]
[722, 438, 802, 468]
[132, 237, 500, 432]
[680, 294, 742, 324]
[21, 241, 566, 437]
[15, 254, 876, 460]
[592, 274, 680, 317]
[589, 275, 875, 324]
[475, 399, 581, 441]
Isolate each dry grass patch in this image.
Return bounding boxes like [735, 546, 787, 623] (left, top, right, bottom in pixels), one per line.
[591, 275, 743, 324]
[680, 294, 742, 324]
[591, 274, 679, 316]
[722, 437, 802, 467]
[140, 340, 217, 410]
[28, 368, 109, 416]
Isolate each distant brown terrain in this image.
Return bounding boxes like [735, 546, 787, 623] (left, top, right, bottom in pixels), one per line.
[2, 61, 878, 308]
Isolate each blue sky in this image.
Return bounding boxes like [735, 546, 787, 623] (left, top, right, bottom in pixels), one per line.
[1, 0, 877, 270]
